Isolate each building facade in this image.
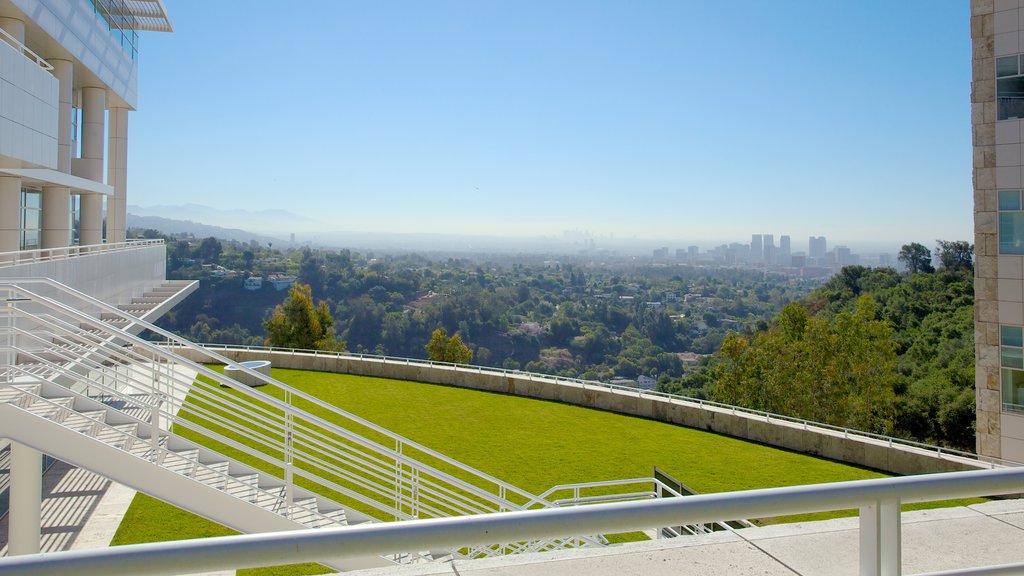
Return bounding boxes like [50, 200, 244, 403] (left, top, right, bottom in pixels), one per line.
[0, 0, 171, 255]
[972, 0, 1024, 461]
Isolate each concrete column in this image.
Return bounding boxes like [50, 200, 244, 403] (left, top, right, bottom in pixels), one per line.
[0, 176, 21, 253]
[41, 59, 74, 249]
[0, 17, 25, 47]
[80, 87, 106, 245]
[107, 107, 129, 243]
[51, 59, 74, 174]
[8, 442, 42, 555]
[41, 186, 71, 248]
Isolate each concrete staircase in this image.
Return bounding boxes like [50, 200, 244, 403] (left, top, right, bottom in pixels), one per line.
[0, 278, 611, 569]
[0, 379, 386, 571]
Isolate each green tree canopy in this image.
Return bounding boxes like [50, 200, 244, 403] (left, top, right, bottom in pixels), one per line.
[935, 240, 974, 272]
[898, 243, 934, 274]
[263, 283, 344, 351]
[425, 328, 473, 364]
[712, 296, 898, 433]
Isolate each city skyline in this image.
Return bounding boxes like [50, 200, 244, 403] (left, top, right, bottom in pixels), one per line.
[128, 1, 971, 245]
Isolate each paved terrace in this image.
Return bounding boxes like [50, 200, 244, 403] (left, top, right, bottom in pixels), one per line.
[354, 500, 1024, 576]
[4, 471, 1024, 576]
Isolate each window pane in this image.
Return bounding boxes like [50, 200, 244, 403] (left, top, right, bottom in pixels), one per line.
[1000, 212, 1024, 254]
[1004, 368, 1024, 409]
[1001, 190, 1022, 211]
[1003, 346, 1024, 369]
[999, 77, 1024, 120]
[998, 56, 1019, 77]
[1003, 325, 1024, 347]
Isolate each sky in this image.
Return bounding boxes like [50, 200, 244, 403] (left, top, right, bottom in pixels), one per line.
[128, 1, 972, 252]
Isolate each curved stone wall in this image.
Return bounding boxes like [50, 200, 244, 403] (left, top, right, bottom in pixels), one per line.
[178, 348, 991, 476]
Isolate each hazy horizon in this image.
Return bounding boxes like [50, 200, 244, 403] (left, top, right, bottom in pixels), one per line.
[129, 203, 917, 256]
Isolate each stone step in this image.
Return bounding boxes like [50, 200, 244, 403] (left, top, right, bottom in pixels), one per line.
[25, 395, 74, 422]
[61, 410, 107, 433]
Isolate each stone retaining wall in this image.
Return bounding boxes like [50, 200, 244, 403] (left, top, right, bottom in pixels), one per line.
[178, 348, 990, 476]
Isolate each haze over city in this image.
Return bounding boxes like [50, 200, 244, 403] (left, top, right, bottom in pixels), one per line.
[129, 1, 971, 249]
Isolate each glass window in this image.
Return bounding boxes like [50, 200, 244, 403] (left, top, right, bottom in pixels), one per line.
[1003, 324, 1024, 347]
[1001, 325, 1024, 413]
[1004, 369, 1024, 413]
[19, 189, 41, 250]
[1001, 190, 1022, 210]
[1001, 190, 1022, 211]
[999, 56, 1020, 77]
[1000, 212, 1024, 254]
[1003, 347, 1024, 369]
[999, 76, 1024, 120]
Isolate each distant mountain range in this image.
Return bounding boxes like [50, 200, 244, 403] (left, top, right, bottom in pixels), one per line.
[128, 204, 319, 235]
[127, 212, 283, 246]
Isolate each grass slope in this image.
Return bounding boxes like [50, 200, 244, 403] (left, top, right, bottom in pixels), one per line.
[111, 367, 982, 575]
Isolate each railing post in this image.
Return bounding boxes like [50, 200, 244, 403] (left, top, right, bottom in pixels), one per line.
[859, 498, 901, 576]
[285, 389, 294, 518]
[150, 396, 161, 462]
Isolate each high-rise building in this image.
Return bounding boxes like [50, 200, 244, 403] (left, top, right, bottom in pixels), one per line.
[762, 234, 775, 265]
[750, 234, 763, 263]
[809, 236, 827, 262]
[835, 245, 852, 267]
[973, 0, 1024, 460]
[779, 235, 792, 266]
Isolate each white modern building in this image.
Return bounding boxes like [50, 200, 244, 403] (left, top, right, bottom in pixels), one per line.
[973, 0, 1024, 463]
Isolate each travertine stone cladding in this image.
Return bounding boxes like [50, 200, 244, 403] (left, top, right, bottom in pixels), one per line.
[975, 0, 1001, 458]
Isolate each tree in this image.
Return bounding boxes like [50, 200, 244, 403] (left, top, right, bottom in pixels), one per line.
[898, 243, 934, 274]
[425, 328, 473, 364]
[196, 237, 222, 264]
[712, 297, 898, 433]
[935, 240, 974, 272]
[263, 283, 344, 351]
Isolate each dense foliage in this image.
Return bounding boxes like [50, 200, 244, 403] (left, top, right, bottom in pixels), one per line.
[148, 232, 815, 384]
[709, 255, 975, 449]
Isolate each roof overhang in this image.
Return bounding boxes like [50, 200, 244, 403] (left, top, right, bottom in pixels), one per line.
[0, 168, 114, 195]
[95, 0, 174, 33]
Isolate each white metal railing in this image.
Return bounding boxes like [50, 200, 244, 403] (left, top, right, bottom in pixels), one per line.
[188, 343, 1023, 470]
[0, 279, 609, 558]
[1, 466, 1023, 576]
[0, 240, 164, 269]
[0, 27, 54, 71]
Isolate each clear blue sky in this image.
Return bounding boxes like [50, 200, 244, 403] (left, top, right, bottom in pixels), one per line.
[128, 1, 971, 251]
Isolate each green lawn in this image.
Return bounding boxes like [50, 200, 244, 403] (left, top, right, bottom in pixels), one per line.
[111, 367, 984, 575]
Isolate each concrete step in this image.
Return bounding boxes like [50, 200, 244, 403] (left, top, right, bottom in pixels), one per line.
[161, 449, 201, 476]
[0, 383, 42, 404]
[25, 395, 75, 422]
[93, 422, 140, 450]
[61, 410, 107, 433]
[224, 473, 261, 501]
[193, 460, 232, 491]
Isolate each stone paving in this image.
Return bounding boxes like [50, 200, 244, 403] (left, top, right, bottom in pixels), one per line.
[351, 500, 1024, 576]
